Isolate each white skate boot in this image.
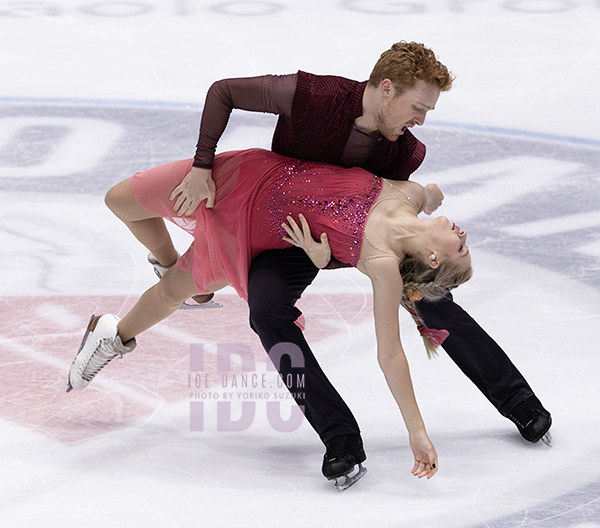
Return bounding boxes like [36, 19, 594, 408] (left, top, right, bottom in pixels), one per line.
[66, 314, 136, 392]
[148, 253, 222, 309]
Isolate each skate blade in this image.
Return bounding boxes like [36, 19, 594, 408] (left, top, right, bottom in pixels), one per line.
[179, 299, 223, 310]
[333, 464, 367, 491]
[66, 314, 97, 393]
[541, 431, 553, 447]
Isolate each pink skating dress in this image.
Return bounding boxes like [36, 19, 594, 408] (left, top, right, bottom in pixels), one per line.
[130, 148, 382, 300]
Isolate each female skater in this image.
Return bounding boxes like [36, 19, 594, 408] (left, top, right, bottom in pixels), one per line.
[66, 148, 472, 481]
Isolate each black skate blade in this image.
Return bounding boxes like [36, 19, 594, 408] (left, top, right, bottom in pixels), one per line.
[333, 464, 367, 491]
[65, 314, 96, 393]
[541, 431, 553, 447]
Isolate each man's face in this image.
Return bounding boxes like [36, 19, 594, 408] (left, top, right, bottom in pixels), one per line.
[375, 80, 440, 141]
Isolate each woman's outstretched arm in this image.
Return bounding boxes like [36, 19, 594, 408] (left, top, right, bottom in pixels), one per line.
[366, 258, 439, 478]
[280, 214, 437, 476]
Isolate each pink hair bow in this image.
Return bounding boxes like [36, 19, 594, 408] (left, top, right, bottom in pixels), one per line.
[417, 325, 449, 347]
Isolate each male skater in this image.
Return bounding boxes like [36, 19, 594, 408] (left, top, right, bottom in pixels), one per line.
[165, 41, 552, 487]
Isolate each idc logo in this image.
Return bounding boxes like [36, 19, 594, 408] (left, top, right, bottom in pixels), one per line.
[188, 342, 306, 433]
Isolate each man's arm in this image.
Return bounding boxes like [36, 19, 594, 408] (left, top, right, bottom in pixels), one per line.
[171, 74, 297, 215]
[194, 74, 296, 168]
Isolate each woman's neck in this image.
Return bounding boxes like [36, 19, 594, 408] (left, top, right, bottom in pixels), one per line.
[365, 201, 425, 259]
[387, 212, 429, 258]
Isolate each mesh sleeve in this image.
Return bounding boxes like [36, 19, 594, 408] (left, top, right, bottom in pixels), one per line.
[193, 74, 297, 168]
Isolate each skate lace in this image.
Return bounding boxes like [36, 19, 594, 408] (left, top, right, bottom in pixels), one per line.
[324, 436, 351, 461]
[508, 398, 539, 428]
[79, 339, 122, 383]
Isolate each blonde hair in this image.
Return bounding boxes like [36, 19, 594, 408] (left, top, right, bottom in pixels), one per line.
[369, 41, 454, 94]
[399, 257, 473, 358]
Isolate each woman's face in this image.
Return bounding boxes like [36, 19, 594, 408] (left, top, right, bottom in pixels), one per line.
[428, 216, 471, 271]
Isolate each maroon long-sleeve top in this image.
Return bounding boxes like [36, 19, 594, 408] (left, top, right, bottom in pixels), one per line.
[193, 72, 425, 181]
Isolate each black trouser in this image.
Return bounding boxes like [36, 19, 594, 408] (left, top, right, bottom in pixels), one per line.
[248, 247, 361, 444]
[247, 247, 533, 444]
[414, 295, 533, 416]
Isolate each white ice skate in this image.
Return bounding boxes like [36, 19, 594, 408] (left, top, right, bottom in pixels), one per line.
[66, 314, 136, 392]
[148, 253, 222, 309]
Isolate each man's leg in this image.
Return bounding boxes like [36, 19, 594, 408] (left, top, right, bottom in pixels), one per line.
[248, 247, 361, 444]
[415, 294, 551, 442]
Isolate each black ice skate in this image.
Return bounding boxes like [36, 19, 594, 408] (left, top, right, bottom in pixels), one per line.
[507, 395, 552, 446]
[322, 434, 367, 491]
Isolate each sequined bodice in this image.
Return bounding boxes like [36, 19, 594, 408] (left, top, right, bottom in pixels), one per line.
[245, 150, 382, 266]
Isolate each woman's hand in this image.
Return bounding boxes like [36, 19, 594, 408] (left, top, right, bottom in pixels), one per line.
[409, 431, 438, 479]
[282, 214, 331, 268]
[170, 166, 216, 216]
[422, 184, 444, 215]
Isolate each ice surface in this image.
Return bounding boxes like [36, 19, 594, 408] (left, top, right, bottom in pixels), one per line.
[1, 2, 600, 527]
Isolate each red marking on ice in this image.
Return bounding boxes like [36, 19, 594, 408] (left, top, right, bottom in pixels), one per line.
[0, 293, 373, 443]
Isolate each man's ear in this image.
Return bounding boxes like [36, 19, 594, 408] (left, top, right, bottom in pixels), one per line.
[380, 78, 393, 97]
[428, 252, 439, 269]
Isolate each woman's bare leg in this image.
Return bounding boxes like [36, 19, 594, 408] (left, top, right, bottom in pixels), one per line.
[106, 178, 215, 305]
[117, 267, 200, 342]
[105, 179, 178, 267]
